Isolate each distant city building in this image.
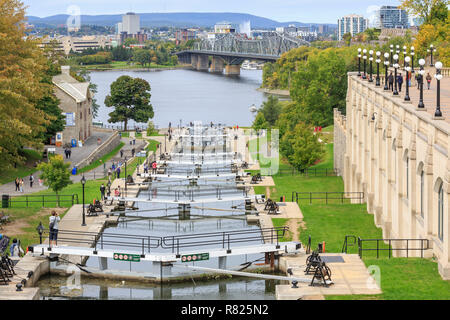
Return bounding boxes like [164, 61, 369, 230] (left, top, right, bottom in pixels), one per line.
[122, 12, 140, 35]
[276, 25, 318, 41]
[39, 36, 112, 55]
[120, 32, 148, 44]
[318, 24, 330, 34]
[175, 29, 197, 44]
[375, 6, 409, 29]
[337, 14, 369, 41]
[214, 22, 236, 34]
[115, 22, 123, 35]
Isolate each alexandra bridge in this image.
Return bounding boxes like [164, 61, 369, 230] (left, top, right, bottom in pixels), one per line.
[175, 31, 310, 75]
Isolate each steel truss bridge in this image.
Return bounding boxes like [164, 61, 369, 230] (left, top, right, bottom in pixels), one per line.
[175, 32, 310, 75]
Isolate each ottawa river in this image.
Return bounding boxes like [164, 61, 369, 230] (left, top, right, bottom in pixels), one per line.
[91, 68, 267, 129]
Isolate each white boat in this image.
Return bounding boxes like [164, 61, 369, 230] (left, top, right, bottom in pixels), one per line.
[241, 61, 258, 70]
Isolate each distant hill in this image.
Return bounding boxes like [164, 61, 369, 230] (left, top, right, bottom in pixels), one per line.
[26, 12, 336, 29]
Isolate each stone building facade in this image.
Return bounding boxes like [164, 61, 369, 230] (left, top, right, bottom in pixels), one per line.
[52, 66, 93, 147]
[335, 72, 450, 279]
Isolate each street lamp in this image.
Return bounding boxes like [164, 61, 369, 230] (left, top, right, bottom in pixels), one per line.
[384, 52, 390, 90]
[362, 49, 367, 79]
[404, 56, 411, 102]
[357, 48, 362, 76]
[124, 156, 127, 194]
[375, 51, 381, 86]
[418, 59, 426, 109]
[435, 61, 443, 117]
[390, 44, 394, 66]
[393, 54, 399, 96]
[427, 44, 436, 66]
[403, 45, 407, 66]
[411, 46, 415, 73]
[369, 50, 374, 82]
[81, 175, 86, 226]
[36, 222, 44, 245]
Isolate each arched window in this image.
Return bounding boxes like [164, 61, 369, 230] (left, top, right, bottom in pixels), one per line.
[438, 183, 444, 241]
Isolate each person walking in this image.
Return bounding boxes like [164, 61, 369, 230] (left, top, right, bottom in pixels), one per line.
[388, 72, 394, 91]
[100, 183, 106, 201]
[29, 174, 34, 188]
[64, 149, 68, 159]
[116, 166, 121, 179]
[68, 149, 72, 159]
[131, 148, 135, 157]
[120, 150, 124, 158]
[426, 73, 432, 90]
[397, 73, 403, 92]
[152, 161, 157, 174]
[49, 211, 60, 247]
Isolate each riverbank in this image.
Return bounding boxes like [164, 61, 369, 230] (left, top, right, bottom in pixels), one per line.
[257, 87, 291, 98]
[80, 63, 192, 72]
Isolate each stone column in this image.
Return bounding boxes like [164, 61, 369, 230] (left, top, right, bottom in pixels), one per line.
[210, 57, 224, 73]
[196, 55, 209, 71]
[191, 54, 198, 69]
[225, 64, 241, 76]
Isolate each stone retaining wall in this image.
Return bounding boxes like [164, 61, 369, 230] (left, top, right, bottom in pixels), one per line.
[75, 130, 120, 169]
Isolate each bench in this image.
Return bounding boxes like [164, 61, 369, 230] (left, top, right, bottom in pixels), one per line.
[87, 200, 104, 216]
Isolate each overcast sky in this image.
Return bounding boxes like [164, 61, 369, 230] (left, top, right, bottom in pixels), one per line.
[22, 0, 403, 23]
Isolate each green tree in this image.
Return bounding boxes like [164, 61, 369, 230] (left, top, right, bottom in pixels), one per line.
[259, 95, 282, 127]
[401, 0, 449, 25]
[35, 94, 65, 143]
[124, 38, 139, 47]
[342, 32, 352, 46]
[133, 49, 151, 67]
[147, 120, 156, 136]
[252, 112, 269, 131]
[105, 75, 154, 131]
[280, 122, 324, 170]
[37, 155, 72, 195]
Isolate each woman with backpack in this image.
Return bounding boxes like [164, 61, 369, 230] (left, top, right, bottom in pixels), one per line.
[49, 211, 60, 247]
[426, 73, 432, 90]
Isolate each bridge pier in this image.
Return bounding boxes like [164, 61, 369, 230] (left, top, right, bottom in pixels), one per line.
[190, 54, 198, 69]
[218, 256, 227, 269]
[99, 257, 108, 271]
[210, 57, 224, 73]
[225, 64, 241, 76]
[196, 55, 209, 71]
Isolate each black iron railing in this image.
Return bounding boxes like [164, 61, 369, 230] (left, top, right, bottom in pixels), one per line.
[357, 237, 430, 259]
[341, 235, 357, 254]
[291, 192, 364, 204]
[37, 227, 289, 256]
[6, 194, 79, 208]
[275, 168, 339, 177]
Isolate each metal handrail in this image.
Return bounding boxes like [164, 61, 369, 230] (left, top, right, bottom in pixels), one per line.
[291, 191, 365, 204]
[358, 237, 430, 259]
[341, 235, 357, 254]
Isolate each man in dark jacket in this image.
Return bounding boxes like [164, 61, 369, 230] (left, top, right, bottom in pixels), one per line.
[388, 72, 394, 91]
[397, 73, 403, 92]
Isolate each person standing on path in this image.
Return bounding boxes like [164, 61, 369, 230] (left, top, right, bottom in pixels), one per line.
[100, 183, 106, 201]
[19, 178, 24, 192]
[397, 73, 403, 92]
[29, 174, 34, 188]
[152, 161, 157, 174]
[49, 210, 60, 247]
[14, 178, 19, 192]
[426, 73, 432, 90]
[388, 72, 394, 91]
[120, 150, 124, 158]
[116, 166, 121, 179]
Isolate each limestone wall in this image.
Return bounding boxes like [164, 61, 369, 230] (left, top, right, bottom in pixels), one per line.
[333, 109, 347, 177]
[336, 72, 450, 279]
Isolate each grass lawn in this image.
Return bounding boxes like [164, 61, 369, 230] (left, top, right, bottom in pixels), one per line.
[120, 132, 130, 138]
[327, 258, 450, 300]
[272, 218, 293, 242]
[145, 139, 160, 153]
[0, 149, 43, 185]
[77, 142, 125, 174]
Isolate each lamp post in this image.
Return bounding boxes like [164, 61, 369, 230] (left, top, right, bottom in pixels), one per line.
[435, 61, 443, 117]
[384, 52, 390, 90]
[427, 44, 436, 66]
[124, 156, 127, 194]
[107, 180, 111, 197]
[362, 49, 367, 79]
[81, 175, 86, 226]
[369, 50, 374, 82]
[403, 45, 407, 67]
[357, 48, 362, 76]
[390, 44, 394, 66]
[393, 54, 399, 96]
[418, 59, 426, 109]
[375, 51, 381, 86]
[36, 222, 44, 245]
[404, 56, 411, 101]
[411, 46, 415, 74]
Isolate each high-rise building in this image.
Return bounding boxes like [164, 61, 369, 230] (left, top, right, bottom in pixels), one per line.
[122, 12, 140, 35]
[375, 6, 409, 29]
[337, 14, 369, 41]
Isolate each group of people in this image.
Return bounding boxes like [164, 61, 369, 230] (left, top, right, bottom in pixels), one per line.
[387, 71, 433, 92]
[14, 175, 40, 192]
[107, 161, 123, 179]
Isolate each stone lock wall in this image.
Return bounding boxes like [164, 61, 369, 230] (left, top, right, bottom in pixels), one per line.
[335, 72, 450, 279]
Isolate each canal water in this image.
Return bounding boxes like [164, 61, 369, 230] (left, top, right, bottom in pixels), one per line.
[90, 69, 266, 128]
